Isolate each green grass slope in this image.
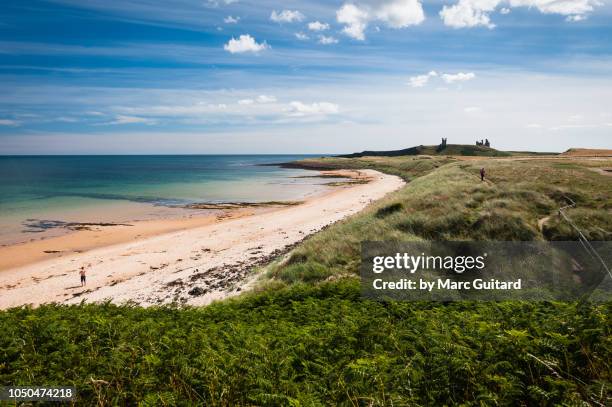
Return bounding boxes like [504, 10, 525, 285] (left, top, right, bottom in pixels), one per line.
[1, 156, 611, 406]
[269, 157, 612, 286]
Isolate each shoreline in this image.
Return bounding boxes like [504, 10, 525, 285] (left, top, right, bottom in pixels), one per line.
[0, 169, 405, 309]
[0, 169, 359, 271]
[0, 208, 250, 271]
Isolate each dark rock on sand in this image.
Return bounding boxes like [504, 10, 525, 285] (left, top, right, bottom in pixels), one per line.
[188, 287, 207, 296]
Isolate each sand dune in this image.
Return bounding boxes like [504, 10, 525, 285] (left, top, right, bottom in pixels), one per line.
[0, 170, 404, 309]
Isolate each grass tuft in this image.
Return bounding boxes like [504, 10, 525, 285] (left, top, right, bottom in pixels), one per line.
[375, 202, 404, 218]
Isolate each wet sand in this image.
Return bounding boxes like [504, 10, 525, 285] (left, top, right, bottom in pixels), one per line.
[0, 209, 247, 271]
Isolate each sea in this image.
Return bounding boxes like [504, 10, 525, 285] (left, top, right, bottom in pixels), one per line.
[0, 155, 332, 245]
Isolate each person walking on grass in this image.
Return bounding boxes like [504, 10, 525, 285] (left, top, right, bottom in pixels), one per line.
[79, 266, 87, 286]
[480, 167, 486, 182]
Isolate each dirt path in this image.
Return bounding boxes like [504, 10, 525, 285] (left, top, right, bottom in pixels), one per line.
[591, 168, 612, 177]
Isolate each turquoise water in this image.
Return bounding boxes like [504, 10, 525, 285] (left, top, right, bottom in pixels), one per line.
[0, 155, 329, 243]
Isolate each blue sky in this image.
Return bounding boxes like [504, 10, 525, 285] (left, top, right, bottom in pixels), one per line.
[0, 0, 611, 154]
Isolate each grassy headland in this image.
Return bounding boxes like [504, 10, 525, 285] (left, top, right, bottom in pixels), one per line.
[1, 152, 610, 405]
[268, 156, 611, 286]
[336, 144, 513, 158]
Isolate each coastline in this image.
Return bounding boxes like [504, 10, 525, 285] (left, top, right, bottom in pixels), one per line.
[0, 169, 405, 309]
[0, 167, 350, 270]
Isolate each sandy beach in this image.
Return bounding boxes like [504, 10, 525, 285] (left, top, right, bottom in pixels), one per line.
[0, 169, 404, 309]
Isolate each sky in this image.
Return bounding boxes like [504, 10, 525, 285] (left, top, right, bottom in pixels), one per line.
[0, 0, 611, 154]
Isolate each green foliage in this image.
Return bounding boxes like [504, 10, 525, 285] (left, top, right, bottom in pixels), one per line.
[1, 283, 610, 406]
[544, 208, 612, 241]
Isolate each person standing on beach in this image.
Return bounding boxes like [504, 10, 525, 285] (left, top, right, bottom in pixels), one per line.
[79, 266, 87, 286]
[480, 168, 486, 181]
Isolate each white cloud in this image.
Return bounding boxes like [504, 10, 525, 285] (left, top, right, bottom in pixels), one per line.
[224, 15, 240, 24]
[308, 21, 330, 31]
[229, 96, 277, 106]
[408, 70, 437, 87]
[318, 35, 339, 45]
[441, 72, 476, 84]
[525, 123, 543, 128]
[440, 0, 600, 28]
[337, 0, 425, 41]
[108, 115, 156, 125]
[270, 10, 305, 23]
[440, 0, 498, 29]
[509, 0, 598, 16]
[409, 75, 430, 87]
[337, 4, 369, 40]
[224, 34, 269, 53]
[55, 116, 78, 122]
[256, 95, 277, 103]
[116, 99, 284, 120]
[375, 0, 426, 27]
[206, 0, 239, 7]
[408, 71, 475, 87]
[0, 119, 19, 126]
[464, 106, 482, 113]
[287, 101, 339, 116]
[295, 32, 310, 40]
[13, 113, 40, 118]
